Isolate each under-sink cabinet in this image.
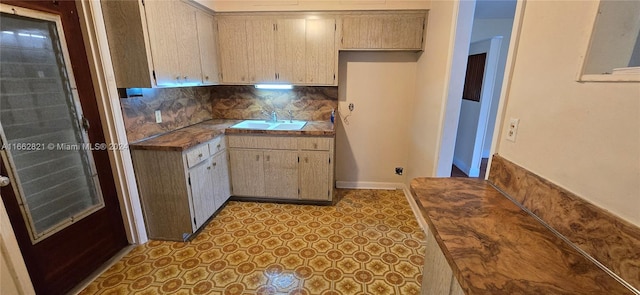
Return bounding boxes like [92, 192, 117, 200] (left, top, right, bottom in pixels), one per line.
[228, 135, 335, 201]
[131, 136, 230, 241]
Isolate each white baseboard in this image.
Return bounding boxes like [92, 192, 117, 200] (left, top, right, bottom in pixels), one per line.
[452, 158, 480, 177]
[402, 185, 429, 234]
[335, 181, 404, 190]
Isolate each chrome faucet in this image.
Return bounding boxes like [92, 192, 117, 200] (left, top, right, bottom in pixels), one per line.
[263, 110, 278, 123]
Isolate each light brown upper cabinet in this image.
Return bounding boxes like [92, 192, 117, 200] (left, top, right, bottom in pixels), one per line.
[101, 0, 219, 88]
[341, 12, 427, 51]
[196, 10, 221, 85]
[217, 15, 337, 86]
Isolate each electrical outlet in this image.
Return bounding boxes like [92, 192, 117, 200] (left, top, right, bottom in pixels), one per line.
[155, 110, 162, 123]
[506, 118, 519, 142]
[348, 103, 354, 111]
[395, 167, 403, 175]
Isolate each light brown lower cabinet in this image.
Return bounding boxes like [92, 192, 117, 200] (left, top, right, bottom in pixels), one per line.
[131, 136, 230, 241]
[422, 226, 465, 295]
[228, 135, 334, 201]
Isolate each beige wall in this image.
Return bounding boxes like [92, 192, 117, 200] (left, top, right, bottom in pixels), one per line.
[406, 0, 475, 181]
[336, 52, 417, 187]
[495, 1, 640, 226]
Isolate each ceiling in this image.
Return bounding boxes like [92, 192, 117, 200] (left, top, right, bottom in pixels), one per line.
[474, 0, 517, 19]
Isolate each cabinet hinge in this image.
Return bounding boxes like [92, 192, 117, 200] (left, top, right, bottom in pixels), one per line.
[333, 74, 336, 81]
[329, 157, 331, 164]
[328, 190, 330, 197]
[298, 157, 300, 163]
[152, 70, 156, 82]
[298, 188, 300, 195]
[334, 23, 336, 31]
[188, 176, 191, 186]
[141, 0, 145, 6]
[193, 217, 196, 226]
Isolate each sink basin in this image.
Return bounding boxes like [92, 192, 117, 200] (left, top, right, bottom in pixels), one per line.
[230, 120, 307, 131]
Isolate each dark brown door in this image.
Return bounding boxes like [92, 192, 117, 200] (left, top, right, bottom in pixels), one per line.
[0, 1, 128, 294]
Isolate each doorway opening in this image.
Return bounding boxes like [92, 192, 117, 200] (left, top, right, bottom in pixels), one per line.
[451, 0, 516, 178]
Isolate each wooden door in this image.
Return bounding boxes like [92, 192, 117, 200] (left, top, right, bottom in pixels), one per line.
[305, 19, 336, 85]
[0, 2, 128, 294]
[175, 2, 201, 85]
[264, 151, 298, 199]
[299, 152, 330, 200]
[196, 10, 220, 84]
[142, 0, 179, 86]
[211, 151, 230, 208]
[247, 18, 276, 83]
[229, 149, 265, 197]
[276, 19, 306, 84]
[217, 18, 249, 83]
[189, 158, 215, 229]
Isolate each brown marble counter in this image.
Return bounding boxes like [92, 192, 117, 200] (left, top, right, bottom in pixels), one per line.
[129, 119, 335, 151]
[410, 177, 633, 295]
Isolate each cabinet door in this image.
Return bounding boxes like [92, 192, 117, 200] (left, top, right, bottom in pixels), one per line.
[299, 152, 330, 200]
[276, 19, 306, 84]
[189, 158, 216, 230]
[247, 19, 277, 83]
[342, 16, 383, 49]
[196, 10, 220, 85]
[217, 18, 249, 83]
[143, 0, 179, 86]
[305, 19, 336, 85]
[211, 151, 231, 207]
[381, 15, 424, 49]
[229, 149, 265, 196]
[264, 151, 298, 199]
[175, 2, 202, 85]
[342, 14, 425, 50]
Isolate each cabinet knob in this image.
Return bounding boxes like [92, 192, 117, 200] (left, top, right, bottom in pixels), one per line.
[0, 176, 10, 187]
[212, 162, 217, 167]
[176, 75, 180, 80]
[256, 155, 259, 161]
[216, 144, 221, 149]
[207, 166, 211, 170]
[198, 153, 203, 158]
[184, 76, 188, 79]
[266, 155, 270, 161]
[305, 157, 308, 163]
[313, 143, 318, 149]
[205, 75, 209, 80]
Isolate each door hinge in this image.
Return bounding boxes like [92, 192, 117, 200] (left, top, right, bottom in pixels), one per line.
[141, 0, 145, 6]
[333, 74, 336, 81]
[81, 115, 90, 131]
[329, 157, 331, 164]
[334, 23, 336, 31]
[298, 188, 300, 195]
[298, 157, 300, 163]
[327, 190, 330, 197]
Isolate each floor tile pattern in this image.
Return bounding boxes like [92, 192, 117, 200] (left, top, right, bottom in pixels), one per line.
[80, 189, 426, 294]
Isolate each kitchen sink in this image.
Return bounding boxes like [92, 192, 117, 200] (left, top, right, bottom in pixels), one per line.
[230, 120, 307, 131]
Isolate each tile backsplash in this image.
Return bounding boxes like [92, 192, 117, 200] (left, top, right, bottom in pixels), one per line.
[120, 86, 338, 142]
[211, 86, 338, 121]
[120, 87, 213, 142]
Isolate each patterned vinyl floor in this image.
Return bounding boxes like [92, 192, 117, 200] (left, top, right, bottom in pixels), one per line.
[80, 189, 426, 295]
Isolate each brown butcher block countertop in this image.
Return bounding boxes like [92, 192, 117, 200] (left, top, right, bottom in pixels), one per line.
[410, 177, 633, 295]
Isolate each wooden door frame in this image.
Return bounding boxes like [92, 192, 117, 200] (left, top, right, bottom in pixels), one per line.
[1, 1, 148, 292]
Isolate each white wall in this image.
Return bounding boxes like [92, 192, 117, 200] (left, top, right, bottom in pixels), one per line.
[195, 0, 429, 12]
[496, 0, 640, 226]
[406, 0, 475, 181]
[336, 52, 417, 187]
[470, 18, 514, 157]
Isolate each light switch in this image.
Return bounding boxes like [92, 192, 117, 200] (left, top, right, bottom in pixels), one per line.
[155, 110, 162, 123]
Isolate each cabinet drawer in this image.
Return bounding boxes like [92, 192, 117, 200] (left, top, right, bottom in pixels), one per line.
[208, 136, 226, 155]
[298, 137, 331, 151]
[228, 135, 297, 150]
[185, 144, 210, 168]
